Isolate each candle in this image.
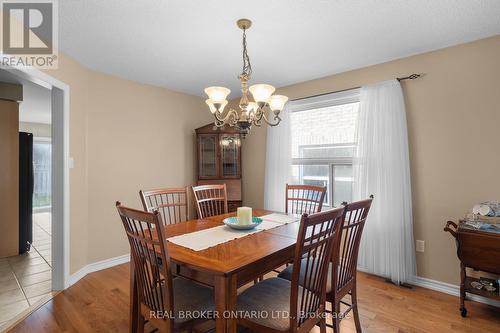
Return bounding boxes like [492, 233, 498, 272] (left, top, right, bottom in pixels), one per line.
[237, 207, 252, 225]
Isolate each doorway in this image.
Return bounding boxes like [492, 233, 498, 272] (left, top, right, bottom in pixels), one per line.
[0, 67, 69, 329]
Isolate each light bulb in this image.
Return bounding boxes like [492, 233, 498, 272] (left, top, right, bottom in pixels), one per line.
[249, 84, 275, 105]
[269, 95, 289, 112]
[204, 86, 231, 103]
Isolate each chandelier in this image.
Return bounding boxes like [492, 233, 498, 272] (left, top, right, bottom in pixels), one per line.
[204, 19, 288, 137]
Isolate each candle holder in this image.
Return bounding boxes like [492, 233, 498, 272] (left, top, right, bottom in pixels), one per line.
[223, 216, 263, 230]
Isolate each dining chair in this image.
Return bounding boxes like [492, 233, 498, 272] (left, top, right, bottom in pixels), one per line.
[116, 202, 214, 333]
[286, 184, 327, 215]
[192, 184, 228, 219]
[139, 187, 189, 225]
[278, 197, 373, 333]
[269, 184, 326, 276]
[237, 206, 345, 333]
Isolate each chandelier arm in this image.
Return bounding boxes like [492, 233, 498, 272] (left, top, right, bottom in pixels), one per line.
[214, 108, 239, 126]
[254, 108, 264, 122]
[251, 108, 265, 127]
[214, 119, 225, 128]
[261, 112, 282, 127]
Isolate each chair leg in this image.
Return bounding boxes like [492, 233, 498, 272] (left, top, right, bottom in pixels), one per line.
[460, 263, 467, 317]
[137, 313, 145, 333]
[332, 300, 341, 333]
[319, 317, 327, 333]
[351, 284, 362, 333]
[253, 275, 265, 284]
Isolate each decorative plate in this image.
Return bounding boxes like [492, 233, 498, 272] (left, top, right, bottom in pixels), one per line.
[223, 216, 263, 230]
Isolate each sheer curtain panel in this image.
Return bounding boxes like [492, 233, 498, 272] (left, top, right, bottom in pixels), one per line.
[353, 80, 416, 285]
[264, 106, 291, 212]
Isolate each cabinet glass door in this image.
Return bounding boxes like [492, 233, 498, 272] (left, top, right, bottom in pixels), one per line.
[220, 134, 240, 177]
[199, 134, 218, 178]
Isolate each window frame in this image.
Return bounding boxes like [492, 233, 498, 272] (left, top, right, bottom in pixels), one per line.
[289, 88, 360, 208]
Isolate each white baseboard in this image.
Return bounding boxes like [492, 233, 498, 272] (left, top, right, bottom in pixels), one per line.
[69, 253, 130, 286]
[411, 276, 500, 308]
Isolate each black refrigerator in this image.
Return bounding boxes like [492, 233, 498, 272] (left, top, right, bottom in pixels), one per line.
[19, 132, 34, 254]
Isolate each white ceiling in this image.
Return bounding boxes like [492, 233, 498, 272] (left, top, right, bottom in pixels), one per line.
[0, 69, 52, 124]
[59, 0, 500, 97]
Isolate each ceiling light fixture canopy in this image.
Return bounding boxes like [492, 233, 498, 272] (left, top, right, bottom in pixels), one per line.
[204, 18, 288, 138]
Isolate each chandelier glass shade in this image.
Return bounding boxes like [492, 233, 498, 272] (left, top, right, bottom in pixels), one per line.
[204, 19, 288, 137]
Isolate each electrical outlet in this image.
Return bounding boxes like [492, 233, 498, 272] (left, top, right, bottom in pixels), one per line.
[416, 240, 425, 252]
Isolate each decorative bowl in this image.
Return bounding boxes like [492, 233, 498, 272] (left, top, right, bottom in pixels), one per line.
[223, 216, 263, 230]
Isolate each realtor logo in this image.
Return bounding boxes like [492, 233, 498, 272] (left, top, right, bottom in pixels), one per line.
[1, 0, 58, 68]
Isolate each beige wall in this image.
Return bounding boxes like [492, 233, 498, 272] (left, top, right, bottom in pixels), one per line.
[85, 71, 211, 263]
[239, 35, 500, 285]
[42, 54, 211, 273]
[43, 55, 91, 273]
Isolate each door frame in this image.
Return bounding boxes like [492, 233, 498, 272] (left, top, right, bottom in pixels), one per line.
[2, 64, 70, 290]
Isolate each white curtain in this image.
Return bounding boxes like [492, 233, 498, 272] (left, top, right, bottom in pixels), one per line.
[264, 107, 291, 212]
[354, 80, 416, 285]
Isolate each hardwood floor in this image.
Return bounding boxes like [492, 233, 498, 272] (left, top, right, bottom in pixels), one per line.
[7, 263, 500, 333]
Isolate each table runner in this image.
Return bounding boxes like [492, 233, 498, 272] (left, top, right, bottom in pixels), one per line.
[167, 213, 299, 251]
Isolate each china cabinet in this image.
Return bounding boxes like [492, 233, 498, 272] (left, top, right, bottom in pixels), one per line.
[195, 124, 242, 212]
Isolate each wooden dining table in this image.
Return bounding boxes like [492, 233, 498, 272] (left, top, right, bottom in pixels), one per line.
[129, 209, 302, 333]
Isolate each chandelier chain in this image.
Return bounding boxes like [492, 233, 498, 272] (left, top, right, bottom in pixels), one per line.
[241, 28, 252, 78]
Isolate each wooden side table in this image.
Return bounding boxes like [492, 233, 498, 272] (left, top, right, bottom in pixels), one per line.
[444, 220, 500, 317]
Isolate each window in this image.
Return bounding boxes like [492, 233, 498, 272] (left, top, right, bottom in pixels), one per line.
[33, 139, 52, 208]
[289, 90, 359, 207]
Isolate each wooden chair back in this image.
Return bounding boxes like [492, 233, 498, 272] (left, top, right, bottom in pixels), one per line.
[139, 187, 189, 225]
[192, 184, 228, 218]
[334, 198, 373, 292]
[285, 184, 327, 215]
[116, 202, 174, 331]
[290, 207, 345, 331]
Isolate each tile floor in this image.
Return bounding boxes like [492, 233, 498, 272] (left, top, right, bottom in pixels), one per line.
[0, 213, 52, 330]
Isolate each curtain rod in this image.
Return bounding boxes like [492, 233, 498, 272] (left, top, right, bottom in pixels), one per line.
[291, 73, 422, 102]
[396, 73, 422, 82]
